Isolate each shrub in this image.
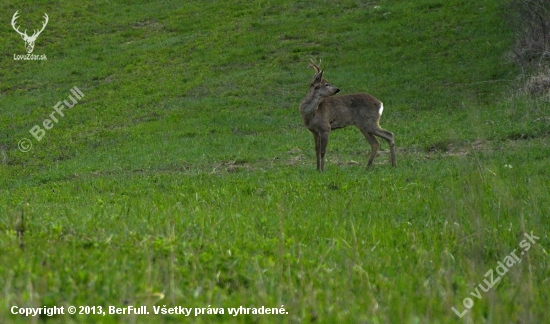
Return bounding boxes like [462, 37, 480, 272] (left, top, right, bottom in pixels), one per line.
[524, 66, 550, 97]
[507, 0, 550, 70]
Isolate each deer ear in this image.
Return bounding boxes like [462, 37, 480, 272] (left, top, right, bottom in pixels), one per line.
[313, 71, 324, 83]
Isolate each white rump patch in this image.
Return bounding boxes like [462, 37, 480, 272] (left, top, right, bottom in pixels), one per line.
[379, 102, 384, 116]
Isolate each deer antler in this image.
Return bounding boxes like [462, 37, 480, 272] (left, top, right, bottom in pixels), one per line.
[308, 58, 322, 73]
[11, 12, 49, 39]
[32, 13, 49, 38]
[11, 11, 28, 38]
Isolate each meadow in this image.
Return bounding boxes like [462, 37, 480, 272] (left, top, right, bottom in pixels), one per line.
[0, 0, 549, 323]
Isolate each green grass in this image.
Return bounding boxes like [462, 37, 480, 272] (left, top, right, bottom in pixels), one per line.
[1, 0, 549, 323]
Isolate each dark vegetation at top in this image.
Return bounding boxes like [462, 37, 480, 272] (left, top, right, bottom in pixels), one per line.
[507, 0, 550, 71]
[507, 0, 550, 97]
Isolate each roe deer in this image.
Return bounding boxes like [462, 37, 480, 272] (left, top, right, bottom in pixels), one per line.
[299, 60, 396, 171]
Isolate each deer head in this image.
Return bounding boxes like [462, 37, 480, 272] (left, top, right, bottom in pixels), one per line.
[11, 11, 49, 54]
[307, 59, 339, 97]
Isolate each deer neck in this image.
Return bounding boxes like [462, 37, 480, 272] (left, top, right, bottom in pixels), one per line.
[299, 88, 323, 122]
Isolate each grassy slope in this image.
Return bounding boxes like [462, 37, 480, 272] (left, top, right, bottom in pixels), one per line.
[1, 0, 549, 323]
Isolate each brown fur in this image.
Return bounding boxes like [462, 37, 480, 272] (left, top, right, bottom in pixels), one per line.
[299, 61, 396, 171]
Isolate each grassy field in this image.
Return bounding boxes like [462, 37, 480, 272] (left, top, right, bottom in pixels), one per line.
[1, 0, 549, 323]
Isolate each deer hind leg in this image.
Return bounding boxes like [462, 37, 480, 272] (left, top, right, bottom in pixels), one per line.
[360, 129, 380, 168]
[372, 128, 397, 167]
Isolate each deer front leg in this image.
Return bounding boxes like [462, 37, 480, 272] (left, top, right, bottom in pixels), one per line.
[311, 131, 321, 171]
[318, 130, 330, 171]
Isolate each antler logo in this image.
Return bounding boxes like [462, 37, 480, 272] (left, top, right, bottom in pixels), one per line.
[11, 11, 49, 54]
